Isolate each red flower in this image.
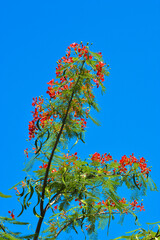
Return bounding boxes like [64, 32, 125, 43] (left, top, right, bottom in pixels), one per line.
[47, 79, 54, 86]
[137, 203, 145, 211]
[39, 163, 48, 169]
[97, 52, 102, 57]
[24, 148, 28, 158]
[14, 187, 20, 195]
[85, 224, 91, 231]
[70, 43, 78, 48]
[91, 152, 101, 162]
[130, 200, 138, 210]
[28, 120, 37, 140]
[119, 198, 126, 204]
[32, 97, 37, 106]
[8, 210, 15, 219]
[54, 205, 58, 210]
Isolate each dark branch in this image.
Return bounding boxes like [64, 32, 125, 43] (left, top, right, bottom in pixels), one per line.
[0, 223, 6, 232]
[33, 60, 85, 240]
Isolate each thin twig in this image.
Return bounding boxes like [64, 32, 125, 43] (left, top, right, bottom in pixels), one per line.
[0, 223, 6, 232]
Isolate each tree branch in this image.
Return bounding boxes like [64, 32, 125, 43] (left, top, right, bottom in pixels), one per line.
[45, 193, 62, 212]
[0, 223, 6, 232]
[33, 60, 85, 240]
[54, 211, 119, 239]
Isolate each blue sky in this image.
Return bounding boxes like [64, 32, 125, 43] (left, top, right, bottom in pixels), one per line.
[0, 0, 160, 239]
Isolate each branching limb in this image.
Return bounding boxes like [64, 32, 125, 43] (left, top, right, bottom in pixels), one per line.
[54, 211, 120, 239]
[33, 60, 85, 240]
[45, 193, 62, 211]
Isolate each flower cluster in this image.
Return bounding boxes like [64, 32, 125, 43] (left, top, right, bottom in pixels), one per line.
[64, 152, 78, 163]
[67, 42, 91, 60]
[28, 43, 107, 141]
[28, 97, 43, 140]
[118, 153, 151, 174]
[91, 152, 151, 176]
[50, 221, 58, 233]
[97, 198, 144, 213]
[94, 61, 105, 87]
[46, 78, 72, 100]
[91, 152, 112, 164]
[130, 200, 145, 211]
[97, 199, 116, 210]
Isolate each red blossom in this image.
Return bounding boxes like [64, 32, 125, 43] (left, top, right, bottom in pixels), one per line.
[97, 52, 102, 57]
[137, 203, 145, 211]
[70, 43, 78, 48]
[24, 148, 29, 158]
[14, 187, 20, 195]
[119, 198, 126, 204]
[39, 163, 48, 169]
[85, 224, 91, 231]
[91, 152, 101, 162]
[8, 210, 15, 219]
[130, 200, 138, 210]
[28, 120, 37, 140]
[32, 97, 37, 106]
[54, 205, 58, 210]
[47, 79, 54, 86]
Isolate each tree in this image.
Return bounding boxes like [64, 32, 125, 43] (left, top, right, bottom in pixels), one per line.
[0, 42, 158, 240]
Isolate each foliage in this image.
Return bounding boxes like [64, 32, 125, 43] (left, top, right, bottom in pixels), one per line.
[0, 42, 158, 240]
[113, 222, 160, 240]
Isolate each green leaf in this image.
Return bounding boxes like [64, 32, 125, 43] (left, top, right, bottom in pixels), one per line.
[88, 115, 101, 126]
[33, 206, 41, 218]
[33, 191, 41, 218]
[56, 60, 80, 73]
[10, 220, 29, 225]
[19, 234, 36, 239]
[23, 154, 38, 172]
[0, 216, 29, 225]
[70, 137, 79, 150]
[133, 174, 140, 190]
[126, 229, 140, 234]
[0, 216, 14, 221]
[17, 201, 25, 218]
[89, 51, 103, 62]
[0, 232, 21, 240]
[111, 236, 131, 240]
[0, 192, 11, 198]
[98, 218, 109, 230]
[146, 221, 160, 225]
[26, 183, 34, 207]
[147, 177, 158, 191]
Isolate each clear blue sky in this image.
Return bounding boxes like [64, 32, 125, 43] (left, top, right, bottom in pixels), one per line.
[0, 0, 160, 239]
